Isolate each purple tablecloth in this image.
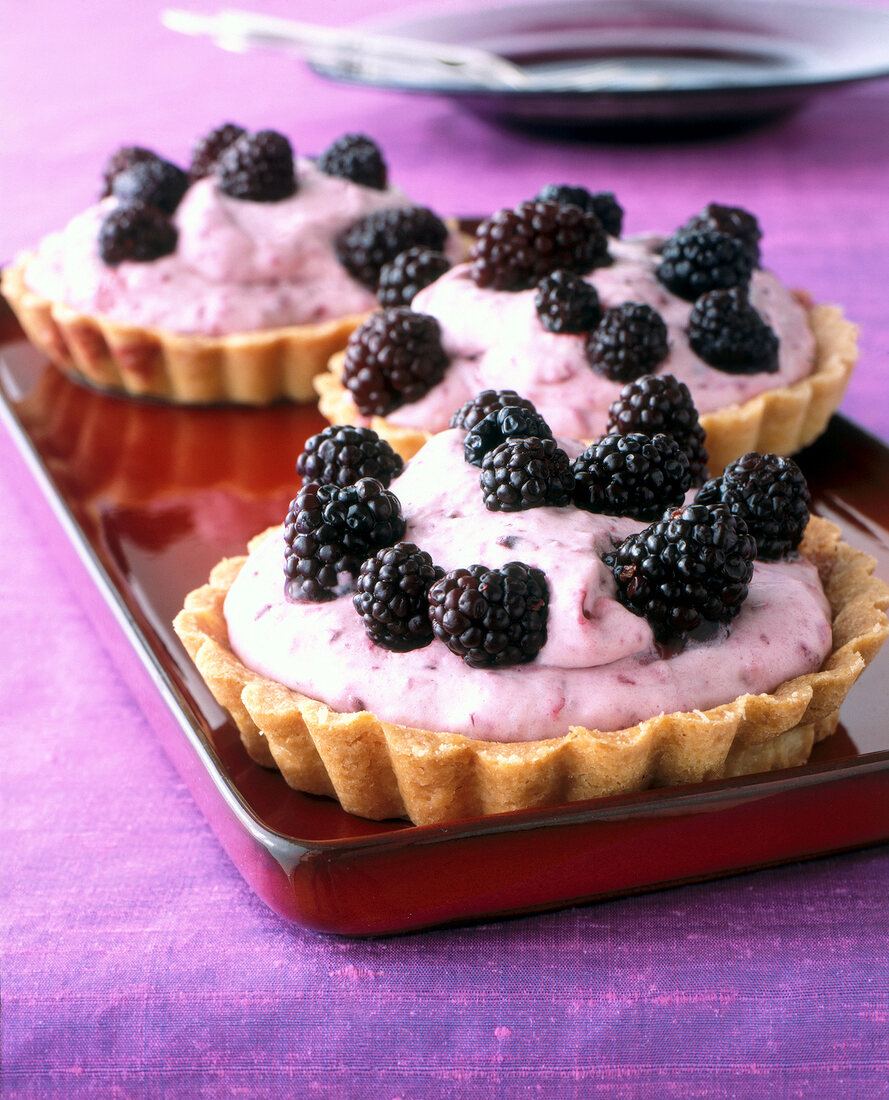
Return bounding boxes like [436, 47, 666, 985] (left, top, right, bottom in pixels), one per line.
[3, 1, 889, 1096]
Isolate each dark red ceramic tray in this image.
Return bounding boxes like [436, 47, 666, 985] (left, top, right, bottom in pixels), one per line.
[2, 296, 888, 936]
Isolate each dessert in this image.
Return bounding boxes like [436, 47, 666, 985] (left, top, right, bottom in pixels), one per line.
[174, 394, 889, 826]
[2, 128, 466, 404]
[317, 193, 857, 473]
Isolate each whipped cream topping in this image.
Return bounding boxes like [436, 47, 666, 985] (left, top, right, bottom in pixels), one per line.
[23, 159, 463, 336]
[224, 430, 832, 742]
[381, 237, 816, 438]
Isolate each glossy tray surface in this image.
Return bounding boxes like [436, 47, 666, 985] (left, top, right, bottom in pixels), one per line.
[2, 299, 888, 935]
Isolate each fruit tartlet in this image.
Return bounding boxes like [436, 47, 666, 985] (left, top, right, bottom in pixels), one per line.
[2, 128, 466, 404]
[316, 190, 857, 473]
[174, 387, 889, 826]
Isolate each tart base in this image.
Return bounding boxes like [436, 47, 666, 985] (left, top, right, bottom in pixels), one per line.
[1, 255, 366, 405]
[173, 515, 889, 826]
[316, 301, 858, 475]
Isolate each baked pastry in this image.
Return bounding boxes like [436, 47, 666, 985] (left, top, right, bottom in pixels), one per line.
[1, 128, 466, 404]
[174, 404, 889, 826]
[316, 194, 857, 473]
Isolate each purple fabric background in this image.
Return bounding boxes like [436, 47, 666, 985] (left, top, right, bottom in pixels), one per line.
[2, 1, 888, 1096]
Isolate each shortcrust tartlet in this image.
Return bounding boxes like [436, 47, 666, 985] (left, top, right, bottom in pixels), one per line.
[1, 128, 466, 404]
[174, 410, 888, 826]
[316, 196, 856, 474]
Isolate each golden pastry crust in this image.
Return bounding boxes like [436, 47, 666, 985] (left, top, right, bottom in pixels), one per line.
[173, 514, 889, 826]
[316, 301, 858, 474]
[1, 254, 367, 405]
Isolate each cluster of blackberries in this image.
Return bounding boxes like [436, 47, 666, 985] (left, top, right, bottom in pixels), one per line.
[455, 379, 705, 520]
[287, 422, 552, 665]
[604, 450, 810, 640]
[97, 127, 393, 267]
[98, 145, 189, 265]
[335, 207, 449, 291]
[531, 272, 670, 383]
[655, 203, 779, 374]
[99, 125, 302, 265]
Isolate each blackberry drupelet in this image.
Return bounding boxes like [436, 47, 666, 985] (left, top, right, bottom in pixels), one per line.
[188, 123, 246, 181]
[316, 133, 387, 190]
[606, 374, 709, 486]
[585, 302, 669, 383]
[604, 503, 756, 642]
[480, 437, 573, 512]
[449, 390, 537, 432]
[534, 270, 602, 334]
[656, 228, 754, 301]
[100, 146, 159, 198]
[377, 247, 451, 308]
[296, 424, 404, 488]
[695, 452, 810, 560]
[111, 157, 189, 216]
[217, 130, 296, 202]
[464, 406, 554, 467]
[283, 478, 405, 601]
[335, 206, 448, 290]
[98, 201, 178, 265]
[534, 184, 624, 237]
[688, 287, 779, 374]
[470, 200, 609, 292]
[427, 561, 549, 668]
[572, 432, 690, 521]
[341, 307, 449, 417]
[682, 203, 762, 267]
[353, 542, 443, 650]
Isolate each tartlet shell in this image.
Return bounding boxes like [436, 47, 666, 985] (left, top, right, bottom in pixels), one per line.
[315, 301, 857, 475]
[1, 254, 366, 405]
[173, 515, 889, 826]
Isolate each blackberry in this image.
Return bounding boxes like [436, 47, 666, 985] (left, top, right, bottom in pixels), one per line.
[585, 302, 669, 383]
[100, 145, 159, 198]
[683, 203, 762, 267]
[656, 228, 754, 301]
[335, 206, 448, 291]
[283, 478, 405, 601]
[535, 184, 624, 237]
[341, 307, 448, 417]
[98, 201, 178, 265]
[470, 200, 609, 292]
[449, 390, 537, 432]
[189, 123, 246, 181]
[572, 432, 690, 521]
[428, 561, 549, 668]
[316, 133, 387, 190]
[464, 405, 553, 467]
[111, 157, 189, 216]
[604, 503, 756, 641]
[217, 130, 296, 202]
[377, 247, 450, 308]
[695, 452, 810, 560]
[534, 270, 602, 334]
[480, 437, 573, 512]
[296, 424, 404, 488]
[688, 287, 779, 374]
[606, 374, 709, 486]
[353, 543, 443, 650]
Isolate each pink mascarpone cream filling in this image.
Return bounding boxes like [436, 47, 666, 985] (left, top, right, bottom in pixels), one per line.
[223, 430, 832, 742]
[379, 237, 815, 439]
[23, 159, 463, 337]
